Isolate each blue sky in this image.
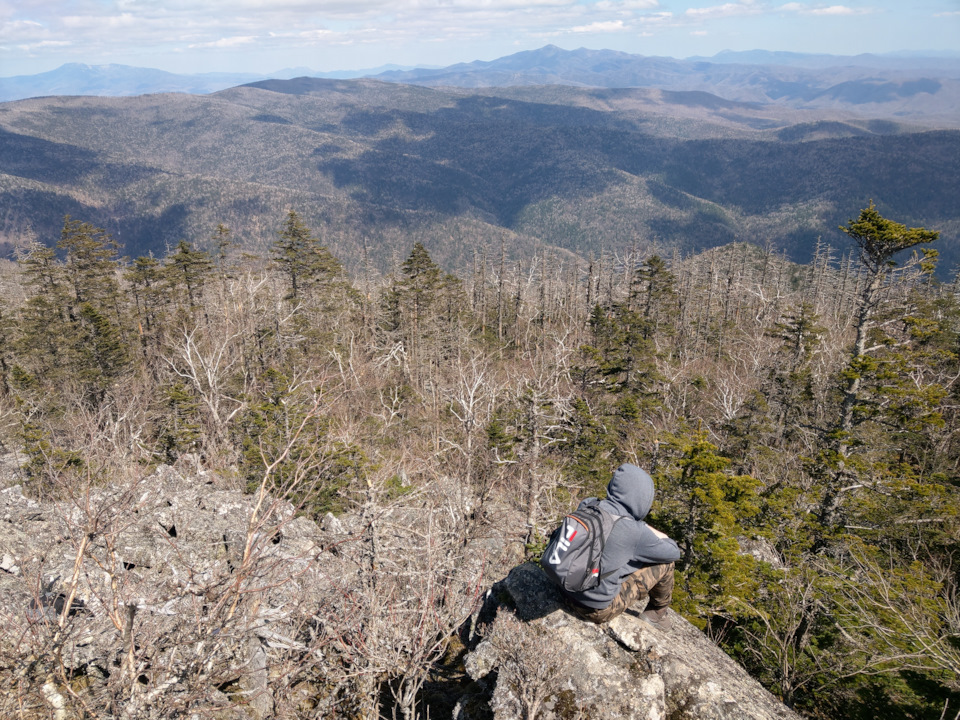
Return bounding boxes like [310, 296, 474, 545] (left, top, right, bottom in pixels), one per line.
[2, 0, 959, 76]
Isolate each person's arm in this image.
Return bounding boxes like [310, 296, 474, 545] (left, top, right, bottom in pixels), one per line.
[638, 523, 682, 563]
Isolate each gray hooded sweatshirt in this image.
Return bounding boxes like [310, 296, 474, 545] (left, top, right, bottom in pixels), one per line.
[563, 463, 681, 609]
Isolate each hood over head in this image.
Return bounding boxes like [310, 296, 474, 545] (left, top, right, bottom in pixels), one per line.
[605, 463, 655, 520]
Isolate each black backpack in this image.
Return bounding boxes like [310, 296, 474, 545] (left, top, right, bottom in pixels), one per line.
[540, 498, 624, 593]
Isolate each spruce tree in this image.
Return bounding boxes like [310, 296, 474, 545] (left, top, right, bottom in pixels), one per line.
[384, 242, 453, 383]
[165, 239, 213, 313]
[58, 217, 130, 401]
[272, 210, 343, 302]
[213, 223, 235, 282]
[58, 216, 123, 311]
[126, 255, 169, 357]
[653, 431, 762, 620]
[17, 218, 130, 401]
[16, 242, 72, 379]
[632, 254, 679, 340]
[398, 242, 443, 330]
[818, 203, 939, 530]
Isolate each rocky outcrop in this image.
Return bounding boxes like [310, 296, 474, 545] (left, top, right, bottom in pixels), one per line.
[0, 464, 325, 719]
[460, 562, 801, 720]
[1, 462, 798, 720]
[0, 462, 514, 719]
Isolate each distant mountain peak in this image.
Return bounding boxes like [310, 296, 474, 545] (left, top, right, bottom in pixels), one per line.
[4, 46, 960, 104]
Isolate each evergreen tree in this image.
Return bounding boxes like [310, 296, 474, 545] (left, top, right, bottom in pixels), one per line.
[272, 210, 343, 301]
[17, 218, 130, 401]
[631, 255, 679, 340]
[213, 223, 235, 282]
[58, 217, 130, 401]
[766, 301, 824, 446]
[165, 239, 213, 313]
[155, 381, 203, 462]
[398, 242, 443, 331]
[560, 396, 619, 495]
[232, 368, 362, 516]
[58, 216, 123, 312]
[653, 430, 763, 619]
[16, 242, 72, 379]
[383, 242, 463, 383]
[126, 254, 169, 357]
[817, 203, 939, 530]
[0, 306, 13, 396]
[74, 302, 129, 398]
[578, 292, 664, 448]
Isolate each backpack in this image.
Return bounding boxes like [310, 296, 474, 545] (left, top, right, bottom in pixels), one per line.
[540, 498, 624, 593]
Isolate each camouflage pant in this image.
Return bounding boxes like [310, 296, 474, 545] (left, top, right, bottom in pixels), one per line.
[568, 562, 675, 625]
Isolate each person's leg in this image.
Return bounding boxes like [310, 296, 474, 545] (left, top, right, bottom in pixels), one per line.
[568, 572, 645, 624]
[634, 562, 675, 629]
[566, 563, 676, 626]
[636, 562, 674, 611]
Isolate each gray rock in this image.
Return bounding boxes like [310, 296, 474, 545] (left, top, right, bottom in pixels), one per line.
[321, 511, 345, 534]
[0, 465, 797, 720]
[240, 639, 275, 719]
[461, 563, 800, 720]
[737, 537, 785, 570]
[0, 552, 19, 575]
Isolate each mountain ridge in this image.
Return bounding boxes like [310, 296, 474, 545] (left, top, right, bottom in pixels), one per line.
[370, 45, 960, 121]
[0, 62, 426, 103]
[1, 78, 957, 274]
[4, 45, 960, 122]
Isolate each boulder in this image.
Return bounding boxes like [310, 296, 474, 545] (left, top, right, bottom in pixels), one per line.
[460, 563, 800, 720]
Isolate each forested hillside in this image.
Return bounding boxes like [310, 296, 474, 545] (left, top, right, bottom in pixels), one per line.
[376, 45, 960, 121]
[1, 209, 957, 718]
[1, 78, 958, 274]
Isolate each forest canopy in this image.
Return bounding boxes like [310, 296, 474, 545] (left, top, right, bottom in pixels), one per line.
[0, 208, 957, 719]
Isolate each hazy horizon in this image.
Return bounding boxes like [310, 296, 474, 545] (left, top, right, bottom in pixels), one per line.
[5, 44, 960, 83]
[3, 0, 959, 78]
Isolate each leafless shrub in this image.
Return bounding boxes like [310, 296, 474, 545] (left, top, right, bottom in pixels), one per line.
[0, 398, 359, 719]
[483, 610, 572, 720]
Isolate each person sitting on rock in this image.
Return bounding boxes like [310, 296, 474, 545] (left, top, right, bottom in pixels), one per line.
[562, 463, 681, 629]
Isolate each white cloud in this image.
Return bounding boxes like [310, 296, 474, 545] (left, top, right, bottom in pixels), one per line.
[684, 2, 763, 21]
[295, 29, 336, 39]
[690, 29, 708, 35]
[810, 5, 859, 15]
[594, 0, 659, 9]
[1, 0, 947, 75]
[778, 3, 874, 17]
[443, 0, 577, 8]
[0, 19, 60, 49]
[637, 11, 674, 24]
[22, 39, 72, 48]
[2, 38, 72, 57]
[61, 13, 138, 30]
[0, 0, 709, 63]
[1, 18, 49, 37]
[571, 20, 628, 32]
[190, 35, 257, 48]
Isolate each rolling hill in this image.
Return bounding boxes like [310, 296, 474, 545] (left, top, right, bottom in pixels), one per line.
[373, 46, 960, 124]
[0, 73, 957, 273]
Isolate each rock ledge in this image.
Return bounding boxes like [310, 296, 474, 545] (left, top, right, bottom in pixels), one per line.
[460, 562, 800, 720]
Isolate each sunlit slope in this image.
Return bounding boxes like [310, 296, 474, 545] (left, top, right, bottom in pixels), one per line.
[0, 78, 956, 270]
